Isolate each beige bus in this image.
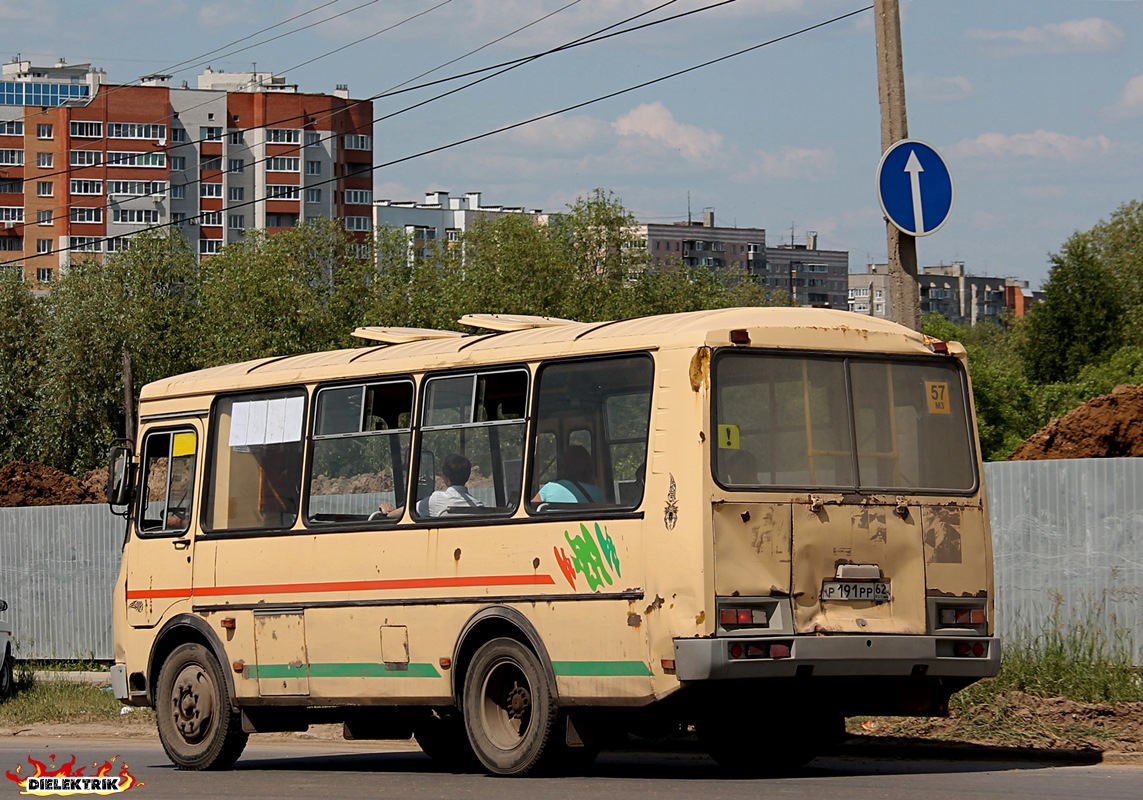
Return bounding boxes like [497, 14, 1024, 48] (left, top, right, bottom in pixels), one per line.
[109, 307, 999, 775]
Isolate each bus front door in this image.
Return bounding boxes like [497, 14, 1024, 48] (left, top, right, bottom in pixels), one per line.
[125, 427, 201, 628]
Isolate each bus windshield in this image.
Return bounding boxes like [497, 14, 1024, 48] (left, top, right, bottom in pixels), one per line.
[713, 352, 976, 493]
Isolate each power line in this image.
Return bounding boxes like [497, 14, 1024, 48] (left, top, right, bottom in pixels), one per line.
[4, 5, 872, 266]
[12, 0, 692, 225]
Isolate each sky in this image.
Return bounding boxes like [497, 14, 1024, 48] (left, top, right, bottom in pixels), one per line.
[3, 0, 1142, 289]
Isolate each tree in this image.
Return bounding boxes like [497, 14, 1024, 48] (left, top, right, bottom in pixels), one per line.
[0, 269, 44, 464]
[1021, 231, 1125, 384]
[1086, 199, 1143, 346]
[34, 230, 201, 473]
[196, 219, 375, 365]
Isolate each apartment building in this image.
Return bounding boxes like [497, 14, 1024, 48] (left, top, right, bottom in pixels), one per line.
[764, 232, 849, 309]
[0, 58, 373, 284]
[639, 210, 765, 276]
[848, 262, 1037, 325]
[374, 191, 548, 261]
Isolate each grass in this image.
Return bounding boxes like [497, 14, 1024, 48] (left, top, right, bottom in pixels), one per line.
[849, 597, 1141, 748]
[0, 665, 153, 727]
[953, 598, 1143, 711]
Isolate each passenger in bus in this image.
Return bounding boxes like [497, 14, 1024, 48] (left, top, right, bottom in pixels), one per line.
[721, 448, 758, 485]
[536, 445, 605, 503]
[417, 453, 485, 517]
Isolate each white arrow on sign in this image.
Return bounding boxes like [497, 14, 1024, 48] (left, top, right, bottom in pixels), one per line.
[905, 149, 925, 234]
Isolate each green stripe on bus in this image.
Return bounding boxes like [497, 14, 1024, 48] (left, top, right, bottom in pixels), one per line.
[247, 662, 441, 679]
[551, 660, 653, 677]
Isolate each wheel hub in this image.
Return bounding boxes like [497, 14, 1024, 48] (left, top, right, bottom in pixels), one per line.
[506, 684, 531, 720]
[170, 668, 215, 744]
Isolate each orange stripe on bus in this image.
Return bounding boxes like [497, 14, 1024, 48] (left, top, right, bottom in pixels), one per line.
[126, 573, 556, 601]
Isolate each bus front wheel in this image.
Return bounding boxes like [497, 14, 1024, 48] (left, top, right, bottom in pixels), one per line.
[155, 642, 248, 770]
[0, 651, 12, 698]
[463, 637, 557, 776]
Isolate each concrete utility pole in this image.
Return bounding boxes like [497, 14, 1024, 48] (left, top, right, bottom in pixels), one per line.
[874, 0, 921, 330]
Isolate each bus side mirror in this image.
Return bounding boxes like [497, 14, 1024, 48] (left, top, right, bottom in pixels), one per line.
[108, 445, 134, 509]
[0, 599, 7, 613]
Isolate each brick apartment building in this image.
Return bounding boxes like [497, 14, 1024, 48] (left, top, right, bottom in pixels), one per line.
[0, 58, 373, 284]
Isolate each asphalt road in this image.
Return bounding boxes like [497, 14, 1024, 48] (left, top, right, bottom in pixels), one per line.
[1, 737, 1140, 800]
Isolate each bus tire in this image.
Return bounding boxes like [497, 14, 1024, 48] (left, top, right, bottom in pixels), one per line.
[0, 650, 12, 699]
[700, 719, 816, 775]
[155, 643, 248, 770]
[413, 709, 480, 772]
[463, 637, 557, 776]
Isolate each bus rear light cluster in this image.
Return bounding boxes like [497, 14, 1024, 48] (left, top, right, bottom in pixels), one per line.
[939, 608, 986, 626]
[953, 641, 987, 658]
[728, 641, 791, 660]
[719, 607, 768, 627]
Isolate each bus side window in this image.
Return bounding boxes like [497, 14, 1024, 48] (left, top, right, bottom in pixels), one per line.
[307, 380, 414, 524]
[414, 369, 528, 518]
[139, 429, 197, 535]
[205, 390, 306, 532]
[528, 354, 653, 513]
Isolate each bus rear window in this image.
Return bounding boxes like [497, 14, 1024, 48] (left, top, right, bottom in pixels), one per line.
[714, 353, 975, 493]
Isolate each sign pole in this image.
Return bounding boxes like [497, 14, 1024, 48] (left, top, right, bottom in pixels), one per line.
[874, 0, 920, 330]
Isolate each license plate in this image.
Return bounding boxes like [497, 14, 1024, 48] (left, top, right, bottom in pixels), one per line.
[821, 581, 891, 602]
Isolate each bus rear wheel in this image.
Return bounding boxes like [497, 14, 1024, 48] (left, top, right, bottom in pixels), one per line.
[155, 643, 248, 770]
[413, 709, 480, 771]
[699, 709, 831, 775]
[463, 637, 557, 776]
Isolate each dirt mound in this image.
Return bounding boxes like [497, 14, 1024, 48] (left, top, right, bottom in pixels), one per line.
[1009, 384, 1143, 461]
[0, 461, 101, 507]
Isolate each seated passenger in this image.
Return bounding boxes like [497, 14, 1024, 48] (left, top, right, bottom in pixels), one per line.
[537, 444, 605, 504]
[721, 448, 758, 485]
[416, 453, 485, 517]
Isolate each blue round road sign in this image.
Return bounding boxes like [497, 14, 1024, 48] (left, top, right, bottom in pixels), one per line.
[876, 139, 954, 237]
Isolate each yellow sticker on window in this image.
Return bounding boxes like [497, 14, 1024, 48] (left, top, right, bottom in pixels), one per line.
[716, 424, 741, 449]
[172, 431, 197, 457]
[926, 381, 951, 414]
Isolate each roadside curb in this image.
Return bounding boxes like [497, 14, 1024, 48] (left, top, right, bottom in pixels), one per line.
[30, 671, 110, 685]
[835, 736, 1142, 766]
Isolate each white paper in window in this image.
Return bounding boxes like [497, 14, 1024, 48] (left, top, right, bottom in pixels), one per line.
[284, 395, 305, 442]
[228, 400, 251, 447]
[264, 397, 287, 444]
[245, 400, 268, 447]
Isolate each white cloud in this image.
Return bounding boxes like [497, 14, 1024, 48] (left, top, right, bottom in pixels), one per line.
[741, 147, 836, 182]
[612, 102, 723, 162]
[968, 18, 1124, 56]
[1111, 74, 1143, 118]
[949, 130, 1112, 161]
[509, 113, 612, 153]
[907, 74, 973, 102]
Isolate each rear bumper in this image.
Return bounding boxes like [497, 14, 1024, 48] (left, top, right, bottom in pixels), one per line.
[674, 634, 1000, 681]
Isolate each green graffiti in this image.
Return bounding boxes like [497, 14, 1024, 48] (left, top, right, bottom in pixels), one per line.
[562, 523, 619, 592]
[594, 522, 621, 577]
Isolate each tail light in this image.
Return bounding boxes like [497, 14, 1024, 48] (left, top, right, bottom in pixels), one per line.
[953, 641, 987, 658]
[728, 640, 792, 660]
[939, 608, 986, 626]
[719, 607, 768, 628]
